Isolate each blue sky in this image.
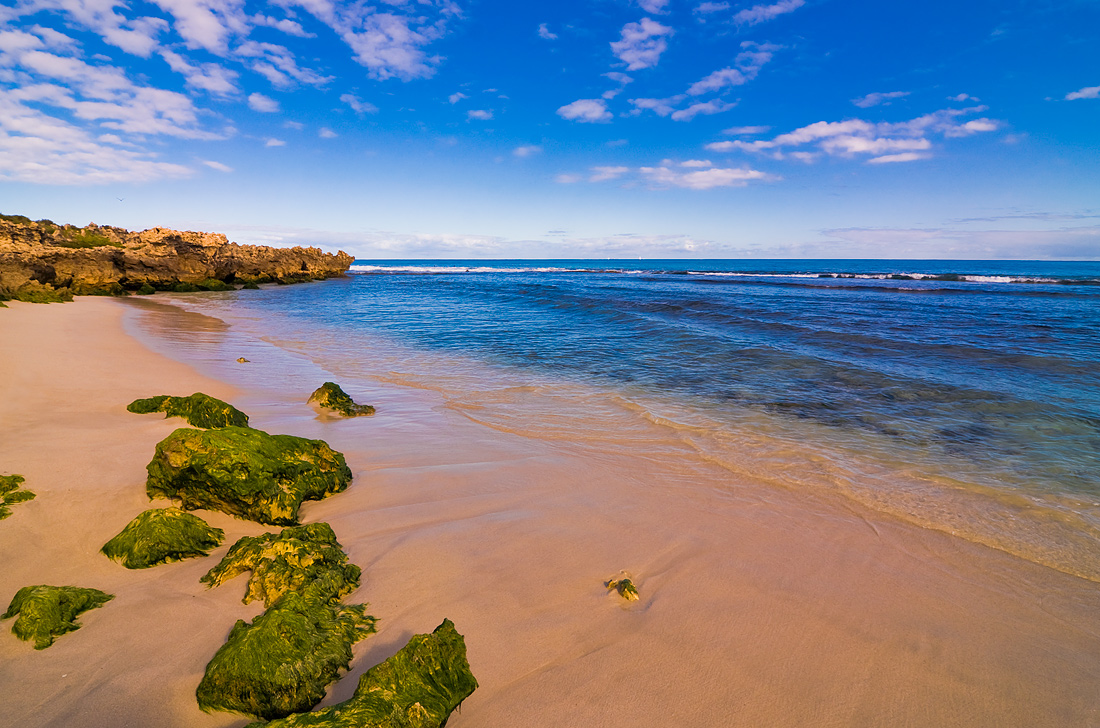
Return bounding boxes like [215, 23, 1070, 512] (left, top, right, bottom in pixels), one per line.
[0, 0, 1097, 258]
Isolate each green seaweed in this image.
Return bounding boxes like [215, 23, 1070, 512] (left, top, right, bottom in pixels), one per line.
[146, 426, 352, 526]
[242, 281, 261, 290]
[202, 523, 361, 607]
[197, 278, 236, 291]
[309, 382, 376, 417]
[606, 575, 639, 601]
[136, 282, 157, 295]
[2, 585, 114, 649]
[245, 619, 478, 728]
[101, 507, 225, 569]
[0, 474, 35, 520]
[196, 590, 377, 720]
[127, 392, 249, 429]
[11, 282, 73, 303]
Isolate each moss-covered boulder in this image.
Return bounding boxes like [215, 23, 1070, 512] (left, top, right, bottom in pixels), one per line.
[127, 392, 249, 429]
[202, 523, 360, 607]
[196, 590, 377, 720]
[2, 585, 114, 649]
[146, 426, 352, 526]
[245, 619, 478, 728]
[101, 507, 225, 569]
[1, 474, 35, 520]
[308, 382, 375, 417]
[197, 278, 236, 291]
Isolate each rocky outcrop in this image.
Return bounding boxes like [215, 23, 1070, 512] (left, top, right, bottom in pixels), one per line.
[0, 215, 353, 300]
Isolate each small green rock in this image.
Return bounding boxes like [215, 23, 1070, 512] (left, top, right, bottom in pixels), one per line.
[127, 392, 249, 429]
[308, 382, 375, 417]
[606, 575, 639, 601]
[2, 585, 114, 649]
[136, 283, 156, 295]
[0, 474, 35, 520]
[202, 523, 361, 607]
[146, 426, 352, 526]
[101, 507, 225, 569]
[241, 281, 261, 290]
[246, 619, 478, 728]
[196, 590, 377, 720]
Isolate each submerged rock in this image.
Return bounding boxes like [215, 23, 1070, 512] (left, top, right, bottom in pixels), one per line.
[146, 426, 352, 526]
[127, 392, 250, 429]
[0, 474, 35, 520]
[2, 585, 114, 649]
[606, 574, 639, 601]
[202, 523, 361, 607]
[101, 507, 225, 569]
[308, 382, 376, 417]
[196, 590, 377, 720]
[246, 619, 478, 728]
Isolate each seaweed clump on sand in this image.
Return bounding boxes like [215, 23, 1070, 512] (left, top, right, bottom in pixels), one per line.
[606, 574, 639, 601]
[202, 523, 361, 607]
[101, 507, 225, 569]
[245, 619, 478, 728]
[308, 382, 375, 417]
[196, 590, 378, 720]
[146, 426, 351, 525]
[1, 474, 35, 519]
[127, 392, 249, 429]
[2, 585, 114, 649]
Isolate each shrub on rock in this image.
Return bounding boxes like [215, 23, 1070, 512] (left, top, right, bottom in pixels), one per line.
[202, 522, 360, 607]
[146, 426, 352, 526]
[0, 474, 35, 520]
[127, 392, 249, 429]
[101, 507, 225, 569]
[308, 382, 375, 417]
[245, 619, 478, 728]
[2, 585, 114, 649]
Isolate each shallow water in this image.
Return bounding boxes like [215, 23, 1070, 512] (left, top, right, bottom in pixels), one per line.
[126, 259, 1100, 581]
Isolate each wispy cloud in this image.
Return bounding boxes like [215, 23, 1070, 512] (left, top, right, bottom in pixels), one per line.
[319, 127, 337, 138]
[558, 98, 613, 123]
[671, 99, 735, 121]
[514, 145, 542, 157]
[852, 90, 909, 108]
[448, 91, 468, 104]
[248, 92, 279, 112]
[694, 2, 731, 16]
[1066, 85, 1099, 100]
[537, 23, 557, 40]
[340, 93, 379, 114]
[202, 160, 233, 172]
[559, 159, 771, 190]
[467, 109, 493, 120]
[724, 125, 770, 135]
[688, 43, 777, 94]
[611, 18, 674, 71]
[637, 0, 671, 13]
[265, 137, 286, 147]
[589, 165, 630, 182]
[733, 0, 805, 25]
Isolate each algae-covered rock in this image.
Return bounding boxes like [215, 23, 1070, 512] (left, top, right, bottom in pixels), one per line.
[1, 474, 35, 520]
[308, 382, 375, 417]
[101, 507, 225, 569]
[127, 392, 249, 429]
[197, 590, 377, 720]
[197, 278, 236, 291]
[146, 426, 352, 526]
[202, 523, 361, 607]
[246, 619, 478, 728]
[2, 585, 114, 649]
[606, 574, 639, 601]
[136, 282, 156, 295]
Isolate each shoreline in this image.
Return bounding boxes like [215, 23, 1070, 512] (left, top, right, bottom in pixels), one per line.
[3, 297, 1100, 726]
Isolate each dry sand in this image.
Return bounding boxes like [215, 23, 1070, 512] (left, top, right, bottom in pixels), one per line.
[2, 297, 1100, 727]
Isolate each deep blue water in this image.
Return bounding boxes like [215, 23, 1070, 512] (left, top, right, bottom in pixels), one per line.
[155, 259, 1100, 578]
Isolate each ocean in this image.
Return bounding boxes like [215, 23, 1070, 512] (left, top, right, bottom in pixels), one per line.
[129, 259, 1100, 582]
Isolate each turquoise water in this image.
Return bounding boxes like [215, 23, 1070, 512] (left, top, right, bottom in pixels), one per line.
[146, 259, 1100, 579]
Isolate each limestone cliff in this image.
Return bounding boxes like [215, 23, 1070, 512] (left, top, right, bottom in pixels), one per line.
[0, 214, 354, 301]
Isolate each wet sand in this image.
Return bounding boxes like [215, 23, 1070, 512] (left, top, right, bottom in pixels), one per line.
[2, 297, 1099, 727]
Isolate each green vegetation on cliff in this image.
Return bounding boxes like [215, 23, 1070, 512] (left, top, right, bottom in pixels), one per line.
[101, 507, 225, 569]
[146, 426, 352, 525]
[55, 227, 119, 249]
[244, 619, 478, 728]
[309, 382, 376, 417]
[2, 585, 114, 649]
[196, 590, 377, 720]
[127, 392, 250, 429]
[0, 474, 35, 520]
[202, 523, 360, 607]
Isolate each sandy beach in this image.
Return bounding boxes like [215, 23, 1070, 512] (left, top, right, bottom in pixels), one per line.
[3, 296, 1100, 728]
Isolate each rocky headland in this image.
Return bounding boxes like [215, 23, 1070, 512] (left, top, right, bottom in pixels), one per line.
[0, 213, 353, 302]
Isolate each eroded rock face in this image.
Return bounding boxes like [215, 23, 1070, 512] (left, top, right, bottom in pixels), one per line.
[0, 217, 353, 300]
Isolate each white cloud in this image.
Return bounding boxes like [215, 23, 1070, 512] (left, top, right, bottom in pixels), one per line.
[671, 99, 735, 121]
[467, 109, 492, 120]
[724, 125, 770, 135]
[1066, 85, 1100, 101]
[202, 160, 233, 172]
[248, 92, 279, 112]
[557, 98, 612, 123]
[149, 0, 249, 56]
[448, 92, 468, 104]
[265, 137, 285, 146]
[513, 144, 541, 157]
[637, 0, 670, 13]
[319, 127, 337, 138]
[681, 159, 713, 167]
[611, 18, 674, 71]
[235, 40, 331, 87]
[589, 165, 630, 181]
[948, 93, 978, 103]
[554, 173, 583, 184]
[538, 23, 557, 40]
[341, 93, 379, 114]
[628, 96, 685, 117]
[694, 2, 730, 15]
[868, 152, 925, 164]
[733, 0, 805, 25]
[639, 164, 769, 189]
[160, 49, 237, 95]
[284, 120, 304, 129]
[852, 90, 909, 108]
[686, 42, 777, 95]
[252, 14, 313, 37]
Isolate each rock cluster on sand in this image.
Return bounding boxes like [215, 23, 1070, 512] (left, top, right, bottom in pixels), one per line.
[309, 382, 376, 417]
[0, 474, 35, 520]
[2, 585, 114, 649]
[101, 507, 225, 569]
[127, 393, 250, 429]
[0, 214, 353, 302]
